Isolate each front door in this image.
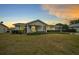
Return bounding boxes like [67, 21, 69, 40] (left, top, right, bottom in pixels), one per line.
[31, 26, 36, 32]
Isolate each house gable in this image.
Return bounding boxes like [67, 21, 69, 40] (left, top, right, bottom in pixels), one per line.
[26, 20, 48, 26]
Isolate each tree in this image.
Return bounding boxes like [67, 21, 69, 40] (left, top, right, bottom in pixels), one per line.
[70, 18, 79, 25]
[55, 23, 63, 26]
[63, 24, 69, 30]
[0, 21, 3, 24]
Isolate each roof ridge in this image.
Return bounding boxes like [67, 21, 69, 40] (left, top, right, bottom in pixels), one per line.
[26, 19, 48, 25]
[0, 23, 9, 29]
[13, 19, 48, 25]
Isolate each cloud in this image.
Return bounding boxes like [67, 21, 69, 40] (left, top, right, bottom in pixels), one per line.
[42, 4, 79, 22]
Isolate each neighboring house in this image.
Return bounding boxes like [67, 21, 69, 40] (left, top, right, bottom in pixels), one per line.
[13, 23, 25, 31]
[13, 20, 48, 33]
[46, 25, 55, 31]
[0, 23, 9, 33]
[55, 23, 64, 32]
[69, 23, 79, 32]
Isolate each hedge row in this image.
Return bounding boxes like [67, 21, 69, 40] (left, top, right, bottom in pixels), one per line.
[47, 29, 76, 32]
[11, 29, 77, 34]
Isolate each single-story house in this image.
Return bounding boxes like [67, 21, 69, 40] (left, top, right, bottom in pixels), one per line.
[13, 20, 48, 33]
[69, 23, 79, 32]
[54, 23, 64, 32]
[13, 23, 25, 31]
[0, 23, 9, 33]
[46, 25, 55, 31]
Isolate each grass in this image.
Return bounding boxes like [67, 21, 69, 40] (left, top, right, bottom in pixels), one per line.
[0, 33, 79, 55]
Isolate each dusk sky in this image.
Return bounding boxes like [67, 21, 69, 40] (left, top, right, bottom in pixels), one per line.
[0, 4, 79, 27]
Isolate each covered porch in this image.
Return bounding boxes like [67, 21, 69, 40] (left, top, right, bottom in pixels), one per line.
[25, 24, 47, 33]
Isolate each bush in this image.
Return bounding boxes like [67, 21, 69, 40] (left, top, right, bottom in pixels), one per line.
[11, 30, 24, 34]
[6, 30, 10, 33]
[27, 31, 46, 35]
[47, 29, 77, 33]
[47, 30, 55, 32]
[62, 29, 76, 32]
[47, 30, 59, 32]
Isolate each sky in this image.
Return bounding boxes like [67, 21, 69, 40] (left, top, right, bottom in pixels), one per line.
[0, 4, 79, 27]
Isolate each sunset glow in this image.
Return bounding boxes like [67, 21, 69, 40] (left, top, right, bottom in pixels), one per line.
[0, 4, 79, 28]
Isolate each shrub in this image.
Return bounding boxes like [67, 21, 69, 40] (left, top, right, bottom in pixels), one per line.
[62, 29, 76, 32]
[11, 30, 24, 34]
[6, 30, 10, 33]
[27, 31, 46, 35]
[47, 30, 56, 32]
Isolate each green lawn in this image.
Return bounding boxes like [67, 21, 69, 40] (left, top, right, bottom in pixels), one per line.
[0, 33, 79, 55]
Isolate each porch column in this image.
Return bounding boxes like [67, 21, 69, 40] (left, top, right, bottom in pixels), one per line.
[27, 24, 31, 33]
[43, 26, 47, 32]
[44, 26, 47, 32]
